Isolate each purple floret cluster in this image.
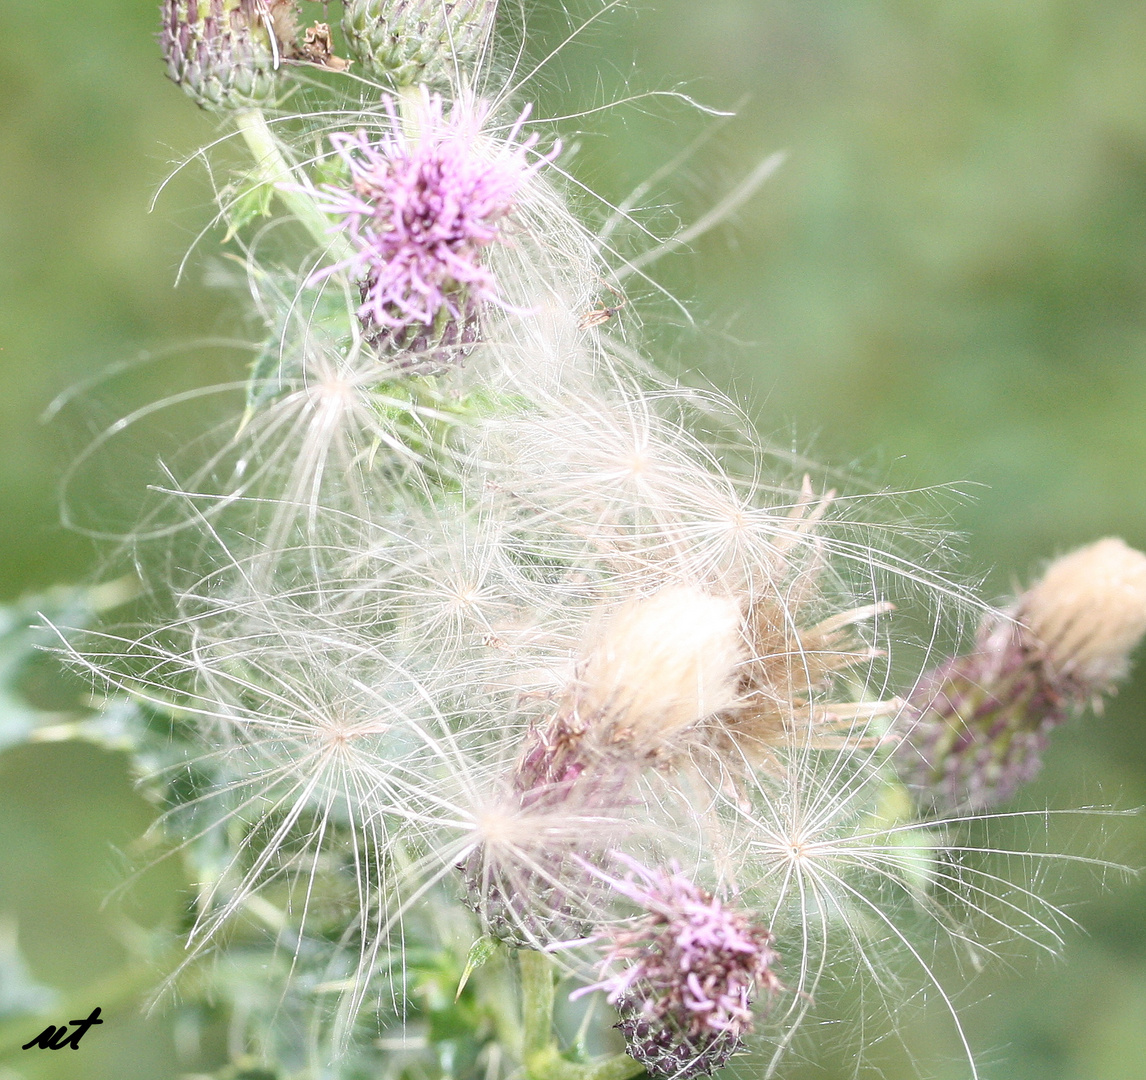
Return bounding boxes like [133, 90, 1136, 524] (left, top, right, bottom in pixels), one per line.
[313, 93, 551, 340]
[578, 855, 780, 1042]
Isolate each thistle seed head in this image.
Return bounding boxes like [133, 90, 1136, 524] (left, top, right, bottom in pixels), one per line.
[1019, 537, 1146, 691]
[460, 587, 746, 946]
[160, 0, 294, 111]
[341, 0, 497, 87]
[717, 592, 894, 774]
[896, 538, 1146, 811]
[574, 586, 746, 748]
[512, 586, 747, 808]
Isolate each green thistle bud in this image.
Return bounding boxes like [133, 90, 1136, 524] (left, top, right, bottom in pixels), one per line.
[341, 0, 496, 87]
[160, 0, 299, 111]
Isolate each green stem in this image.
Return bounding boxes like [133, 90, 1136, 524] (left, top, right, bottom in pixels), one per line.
[520, 949, 556, 1060]
[527, 1046, 647, 1080]
[233, 106, 350, 255]
[518, 950, 645, 1080]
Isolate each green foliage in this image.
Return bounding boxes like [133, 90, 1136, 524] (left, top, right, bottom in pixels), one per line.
[223, 172, 278, 244]
[0, 581, 136, 751]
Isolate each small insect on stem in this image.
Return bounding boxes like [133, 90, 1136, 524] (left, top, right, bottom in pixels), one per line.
[579, 281, 627, 330]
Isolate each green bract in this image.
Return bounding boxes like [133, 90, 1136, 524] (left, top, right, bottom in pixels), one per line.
[341, 0, 495, 87]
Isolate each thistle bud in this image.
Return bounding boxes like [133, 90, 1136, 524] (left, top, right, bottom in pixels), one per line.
[573, 857, 781, 1080]
[341, 0, 496, 87]
[896, 538, 1146, 811]
[160, 0, 298, 111]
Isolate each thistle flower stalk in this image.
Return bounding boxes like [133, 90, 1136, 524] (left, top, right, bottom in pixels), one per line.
[233, 106, 352, 253]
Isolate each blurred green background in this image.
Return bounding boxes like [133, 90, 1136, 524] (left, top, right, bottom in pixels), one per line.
[4, 0, 1146, 1077]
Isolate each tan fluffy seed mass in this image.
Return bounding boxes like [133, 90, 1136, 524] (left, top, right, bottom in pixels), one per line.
[1020, 537, 1146, 688]
[575, 586, 745, 742]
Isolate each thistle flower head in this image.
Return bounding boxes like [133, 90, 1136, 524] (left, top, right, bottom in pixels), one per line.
[312, 93, 552, 366]
[896, 537, 1146, 810]
[576, 855, 781, 1079]
[160, 0, 295, 110]
[342, 0, 497, 87]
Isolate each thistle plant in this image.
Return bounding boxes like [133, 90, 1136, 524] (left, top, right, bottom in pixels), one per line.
[17, 3, 1146, 1080]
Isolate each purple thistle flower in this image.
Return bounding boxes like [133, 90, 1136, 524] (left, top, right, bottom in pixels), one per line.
[574, 855, 781, 1079]
[310, 92, 554, 366]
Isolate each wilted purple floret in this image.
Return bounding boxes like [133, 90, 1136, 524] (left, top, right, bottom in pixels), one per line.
[312, 93, 552, 337]
[575, 855, 780, 1064]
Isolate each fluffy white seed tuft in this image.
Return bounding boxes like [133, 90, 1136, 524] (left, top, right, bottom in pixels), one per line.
[1020, 537, 1146, 688]
[575, 586, 745, 742]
